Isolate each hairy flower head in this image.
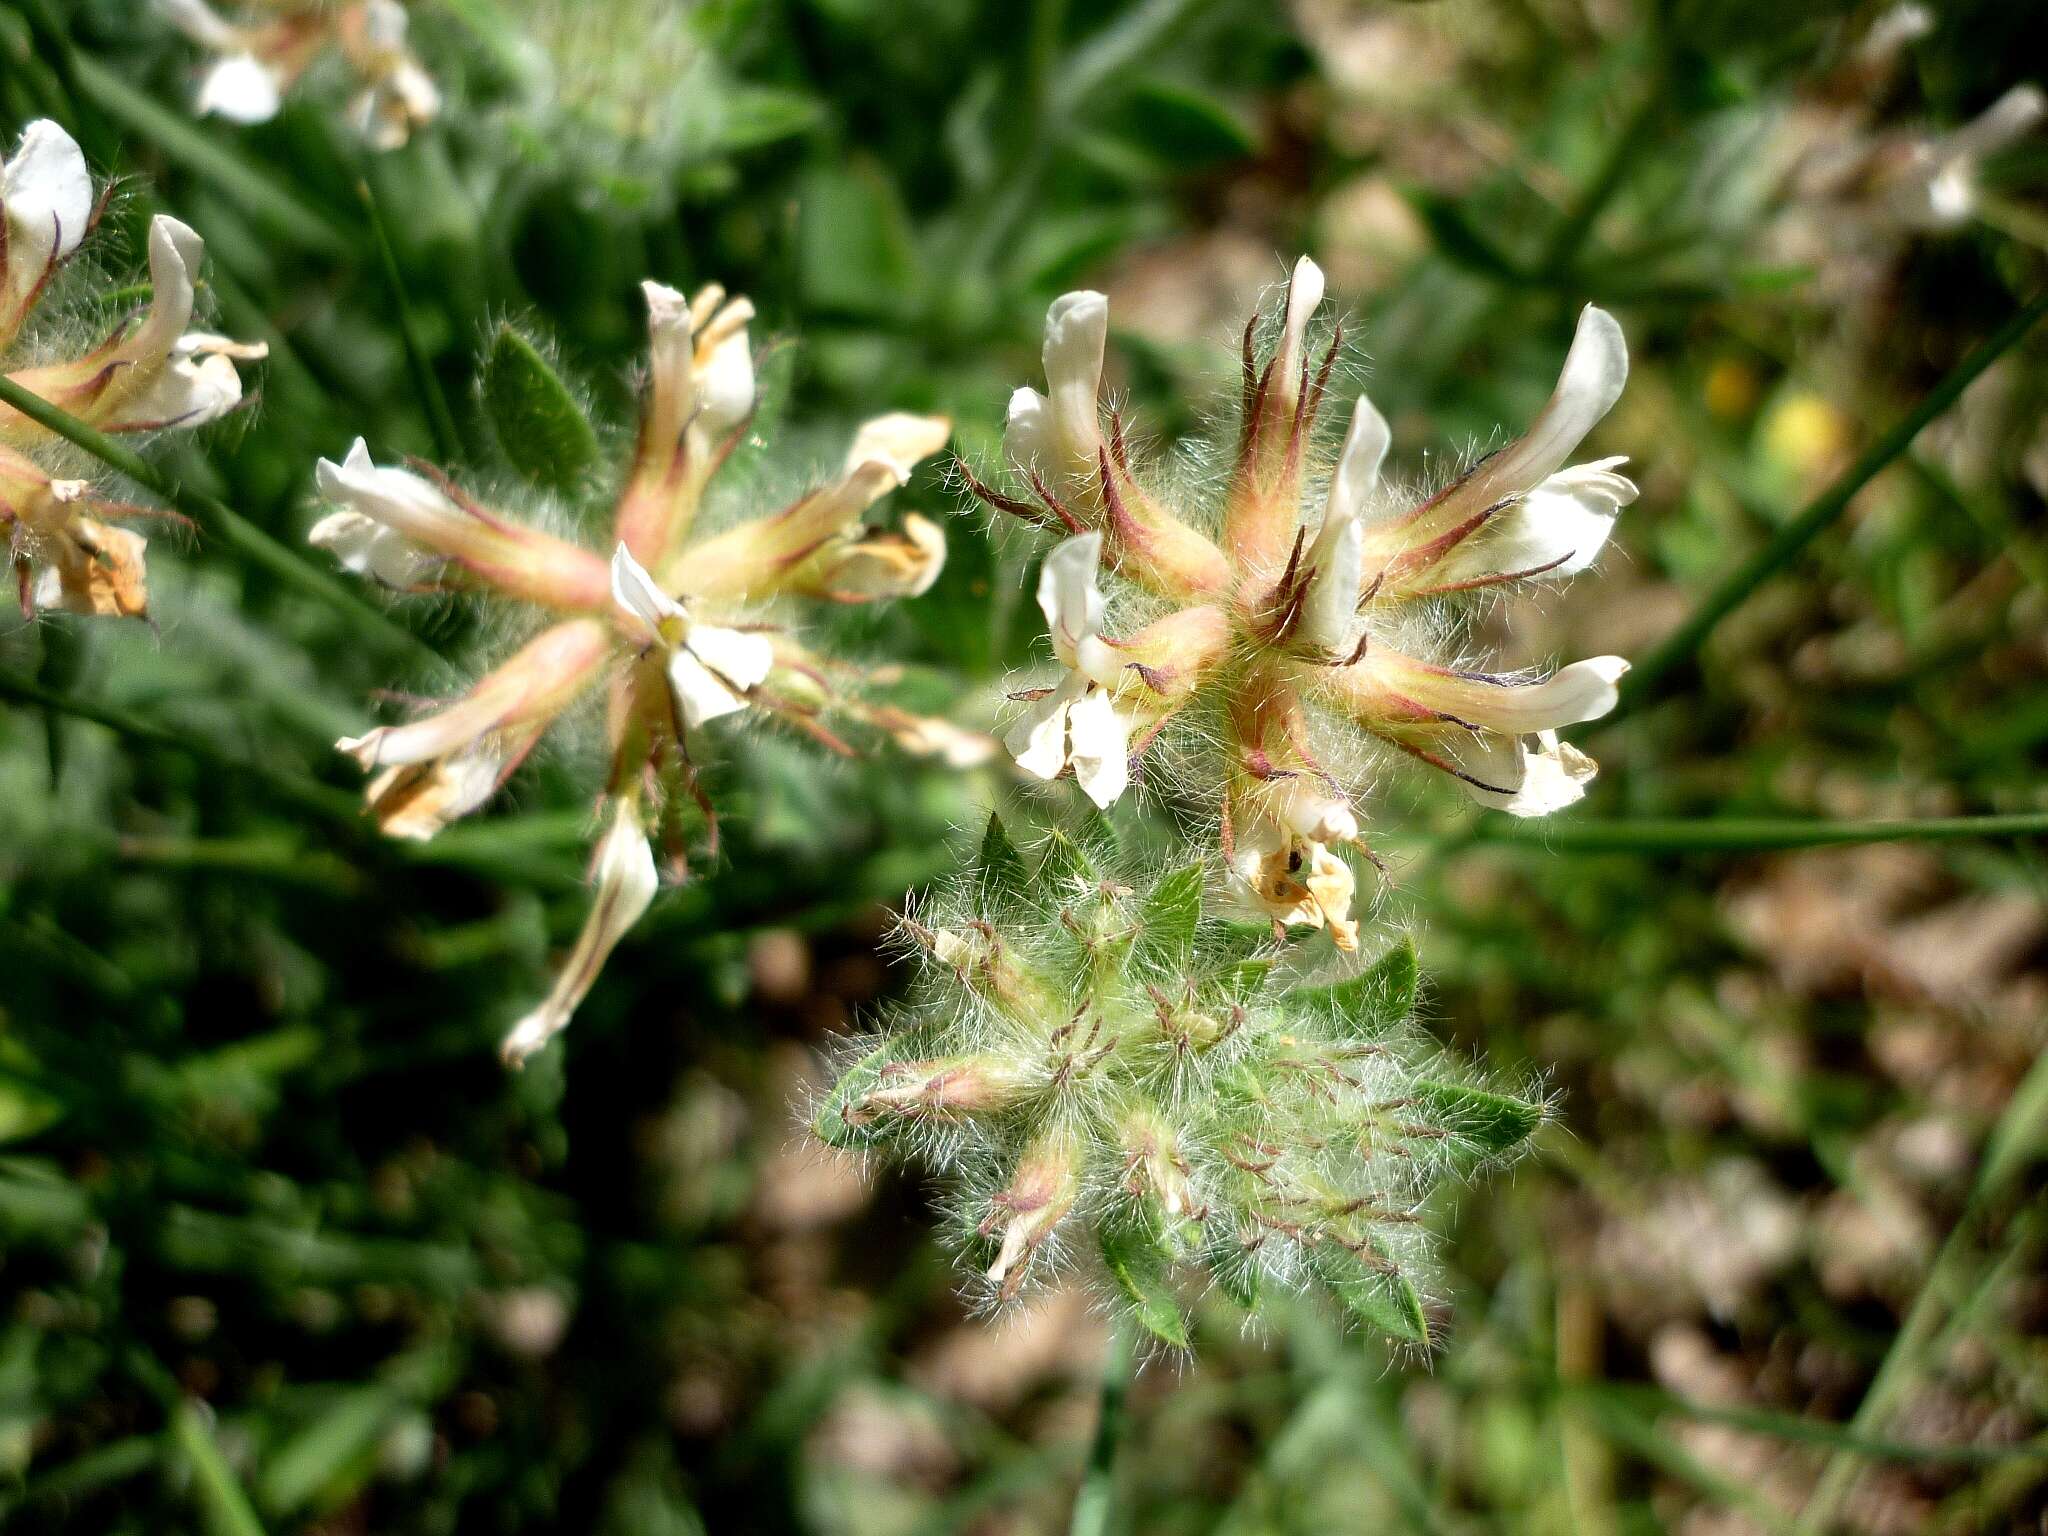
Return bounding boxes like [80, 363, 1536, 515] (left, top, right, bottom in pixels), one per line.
[313, 281, 985, 1061]
[818, 817, 1549, 1343]
[1, 120, 264, 620]
[970, 258, 1633, 949]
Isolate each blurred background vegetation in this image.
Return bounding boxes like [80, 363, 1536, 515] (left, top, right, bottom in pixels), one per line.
[2, 0, 2046, 1531]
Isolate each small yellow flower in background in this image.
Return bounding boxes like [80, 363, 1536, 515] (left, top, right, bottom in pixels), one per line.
[157, 0, 441, 149]
[313, 281, 984, 1063]
[0, 120, 265, 621]
[974, 257, 1633, 948]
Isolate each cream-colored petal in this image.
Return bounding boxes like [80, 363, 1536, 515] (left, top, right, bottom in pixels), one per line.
[1004, 385, 1053, 468]
[1042, 290, 1107, 464]
[2, 119, 92, 294]
[500, 804, 659, 1067]
[683, 622, 774, 693]
[1297, 504, 1362, 652]
[1273, 255, 1326, 399]
[1330, 393, 1391, 522]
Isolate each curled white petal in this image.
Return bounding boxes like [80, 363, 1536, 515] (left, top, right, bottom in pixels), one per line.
[1036, 531, 1106, 668]
[695, 324, 754, 436]
[1042, 290, 1107, 464]
[684, 623, 773, 694]
[309, 509, 440, 587]
[1455, 306, 1628, 511]
[501, 804, 660, 1067]
[610, 542, 683, 632]
[317, 438, 472, 550]
[843, 412, 951, 484]
[1469, 656, 1629, 734]
[1454, 731, 1597, 817]
[1433, 455, 1636, 586]
[1004, 386, 1053, 468]
[1330, 393, 1391, 522]
[121, 217, 205, 366]
[2, 119, 92, 289]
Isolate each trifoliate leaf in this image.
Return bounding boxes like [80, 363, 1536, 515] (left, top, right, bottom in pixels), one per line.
[1101, 1222, 1189, 1349]
[481, 326, 600, 495]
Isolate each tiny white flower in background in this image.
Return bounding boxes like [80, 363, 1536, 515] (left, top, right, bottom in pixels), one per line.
[501, 801, 661, 1068]
[609, 544, 773, 728]
[0, 119, 92, 337]
[1914, 84, 2045, 227]
[1005, 532, 1133, 809]
[197, 52, 285, 123]
[349, 0, 442, 151]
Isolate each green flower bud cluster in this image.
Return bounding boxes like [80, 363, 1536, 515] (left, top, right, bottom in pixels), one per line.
[816, 815, 1550, 1349]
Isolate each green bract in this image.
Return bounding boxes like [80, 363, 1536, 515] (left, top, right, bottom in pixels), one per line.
[817, 815, 1550, 1349]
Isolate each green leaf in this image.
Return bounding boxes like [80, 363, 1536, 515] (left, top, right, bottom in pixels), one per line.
[1316, 1245, 1430, 1345]
[1286, 936, 1418, 1032]
[1411, 1080, 1546, 1167]
[709, 85, 824, 154]
[976, 813, 1029, 909]
[1135, 862, 1204, 970]
[1403, 188, 1529, 283]
[1100, 1224, 1189, 1349]
[796, 160, 919, 317]
[1035, 827, 1099, 896]
[812, 1044, 891, 1149]
[481, 326, 601, 495]
[1102, 80, 1257, 170]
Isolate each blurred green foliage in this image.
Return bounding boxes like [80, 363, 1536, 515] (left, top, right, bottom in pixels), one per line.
[2, 0, 2046, 1533]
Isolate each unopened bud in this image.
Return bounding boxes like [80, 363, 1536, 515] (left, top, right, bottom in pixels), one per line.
[852, 1056, 1030, 1126]
[982, 1134, 1079, 1300]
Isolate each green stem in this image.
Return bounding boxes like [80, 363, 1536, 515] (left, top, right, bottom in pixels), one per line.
[358, 176, 464, 463]
[1536, 72, 1662, 278]
[1612, 292, 2048, 723]
[1461, 811, 2048, 854]
[0, 372, 437, 667]
[1795, 1050, 2048, 1532]
[171, 1399, 269, 1536]
[1069, 1322, 1134, 1536]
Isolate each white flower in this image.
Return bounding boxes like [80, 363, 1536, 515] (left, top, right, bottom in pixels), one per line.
[609, 543, 773, 728]
[1386, 654, 1627, 813]
[1914, 85, 2045, 227]
[1227, 816, 1359, 951]
[100, 217, 269, 431]
[1006, 290, 1108, 475]
[197, 53, 285, 122]
[1446, 730, 1598, 817]
[348, 0, 441, 150]
[1, 119, 92, 334]
[314, 437, 472, 568]
[643, 279, 756, 452]
[501, 801, 660, 1067]
[1004, 532, 1132, 808]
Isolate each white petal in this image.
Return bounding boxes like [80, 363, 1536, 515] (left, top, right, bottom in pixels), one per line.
[1065, 687, 1131, 809]
[2, 119, 92, 275]
[1004, 386, 1053, 468]
[1457, 731, 1597, 817]
[1330, 393, 1390, 521]
[317, 439, 470, 549]
[1042, 290, 1107, 463]
[363, 0, 410, 48]
[1036, 531, 1105, 665]
[1452, 305, 1627, 512]
[121, 216, 205, 365]
[1004, 678, 1079, 782]
[196, 54, 283, 122]
[104, 347, 249, 431]
[842, 412, 950, 484]
[683, 622, 773, 693]
[1274, 255, 1326, 396]
[667, 649, 744, 729]
[1469, 656, 1628, 733]
[501, 803, 659, 1066]
[1432, 456, 1635, 586]
[1275, 780, 1357, 844]
[309, 508, 439, 587]
[695, 325, 754, 436]
[609, 542, 682, 632]
[1944, 83, 2045, 163]
[1297, 504, 1362, 652]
